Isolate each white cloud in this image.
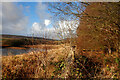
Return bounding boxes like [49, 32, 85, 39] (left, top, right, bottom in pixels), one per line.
[28, 3, 58, 39]
[2, 2, 29, 35]
[31, 22, 58, 39]
[44, 19, 50, 26]
[31, 22, 41, 33]
[30, 20, 79, 39]
[36, 3, 51, 28]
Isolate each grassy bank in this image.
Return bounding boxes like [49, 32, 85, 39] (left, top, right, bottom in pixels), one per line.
[2, 45, 120, 79]
[2, 45, 68, 79]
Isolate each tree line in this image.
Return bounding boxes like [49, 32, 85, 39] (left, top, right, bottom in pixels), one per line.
[49, 2, 120, 54]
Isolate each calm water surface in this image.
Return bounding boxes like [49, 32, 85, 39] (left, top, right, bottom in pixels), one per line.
[1, 48, 44, 56]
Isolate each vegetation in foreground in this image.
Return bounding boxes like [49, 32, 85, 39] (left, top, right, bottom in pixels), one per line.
[2, 45, 120, 79]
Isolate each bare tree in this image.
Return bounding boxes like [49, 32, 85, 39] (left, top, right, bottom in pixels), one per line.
[51, 20, 79, 78]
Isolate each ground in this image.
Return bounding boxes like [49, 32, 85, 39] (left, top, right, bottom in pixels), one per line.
[2, 44, 120, 79]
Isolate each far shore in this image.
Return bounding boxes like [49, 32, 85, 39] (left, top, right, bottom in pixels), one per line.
[1, 44, 63, 50]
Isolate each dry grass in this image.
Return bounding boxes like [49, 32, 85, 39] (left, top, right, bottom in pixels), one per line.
[26, 44, 62, 50]
[2, 44, 120, 79]
[2, 51, 55, 78]
[77, 50, 120, 78]
[2, 44, 69, 79]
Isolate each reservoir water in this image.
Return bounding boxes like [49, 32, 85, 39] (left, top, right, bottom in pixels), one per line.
[1, 48, 45, 56]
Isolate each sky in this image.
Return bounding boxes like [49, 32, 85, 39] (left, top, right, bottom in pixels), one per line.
[1, 2, 57, 38]
[1, 2, 80, 39]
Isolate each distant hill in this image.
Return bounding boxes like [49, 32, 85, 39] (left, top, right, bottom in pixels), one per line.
[0, 34, 61, 48]
[1, 34, 61, 48]
[1, 34, 59, 41]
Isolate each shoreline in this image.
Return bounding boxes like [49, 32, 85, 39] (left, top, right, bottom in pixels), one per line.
[2, 44, 62, 49]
